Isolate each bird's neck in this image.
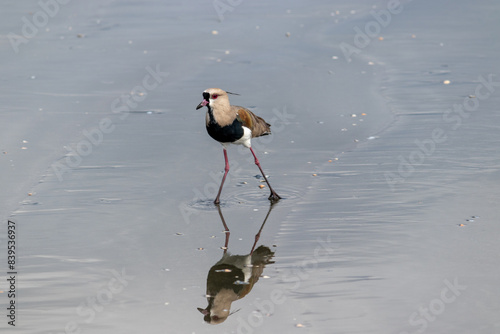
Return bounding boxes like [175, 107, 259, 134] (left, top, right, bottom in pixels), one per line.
[207, 104, 235, 127]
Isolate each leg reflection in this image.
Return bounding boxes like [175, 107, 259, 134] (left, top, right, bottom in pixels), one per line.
[198, 204, 276, 324]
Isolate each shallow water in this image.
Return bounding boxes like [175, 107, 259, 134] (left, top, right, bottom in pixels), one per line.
[1, 0, 500, 333]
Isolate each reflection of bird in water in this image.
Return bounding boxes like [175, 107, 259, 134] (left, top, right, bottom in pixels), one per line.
[195, 88, 281, 204]
[197, 204, 276, 324]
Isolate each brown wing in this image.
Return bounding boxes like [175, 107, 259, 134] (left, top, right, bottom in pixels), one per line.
[234, 107, 271, 138]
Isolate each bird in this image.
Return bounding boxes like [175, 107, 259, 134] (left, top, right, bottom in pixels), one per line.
[197, 204, 275, 324]
[196, 88, 281, 204]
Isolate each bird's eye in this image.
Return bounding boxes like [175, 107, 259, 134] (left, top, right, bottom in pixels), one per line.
[212, 94, 218, 99]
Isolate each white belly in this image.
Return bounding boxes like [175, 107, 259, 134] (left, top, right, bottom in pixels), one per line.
[222, 126, 252, 148]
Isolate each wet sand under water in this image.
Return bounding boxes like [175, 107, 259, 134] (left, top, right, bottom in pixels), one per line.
[1, 0, 499, 333]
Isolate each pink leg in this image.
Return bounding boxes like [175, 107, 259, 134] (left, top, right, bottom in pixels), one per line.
[250, 203, 275, 254]
[249, 147, 281, 202]
[214, 148, 230, 205]
[216, 205, 230, 254]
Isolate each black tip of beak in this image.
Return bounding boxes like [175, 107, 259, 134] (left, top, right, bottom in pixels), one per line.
[196, 99, 209, 110]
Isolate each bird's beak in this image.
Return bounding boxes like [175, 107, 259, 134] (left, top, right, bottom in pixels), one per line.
[196, 99, 209, 110]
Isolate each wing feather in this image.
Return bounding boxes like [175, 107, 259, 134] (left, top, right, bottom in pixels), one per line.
[234, 107, 271, 138]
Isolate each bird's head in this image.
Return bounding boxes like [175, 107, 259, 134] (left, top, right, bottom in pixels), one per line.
[196, 88, 237, 110]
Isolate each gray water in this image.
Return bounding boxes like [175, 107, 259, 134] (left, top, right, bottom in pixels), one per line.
[1, 0, 499, 333]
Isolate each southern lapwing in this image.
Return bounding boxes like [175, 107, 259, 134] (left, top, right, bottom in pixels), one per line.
[196, 88, 281, 204]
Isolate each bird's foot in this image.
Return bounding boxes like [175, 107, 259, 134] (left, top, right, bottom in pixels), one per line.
[268, 192, 281, 203]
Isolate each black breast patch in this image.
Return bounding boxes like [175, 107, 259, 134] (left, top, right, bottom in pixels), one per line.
[206, 113, 244, 143]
